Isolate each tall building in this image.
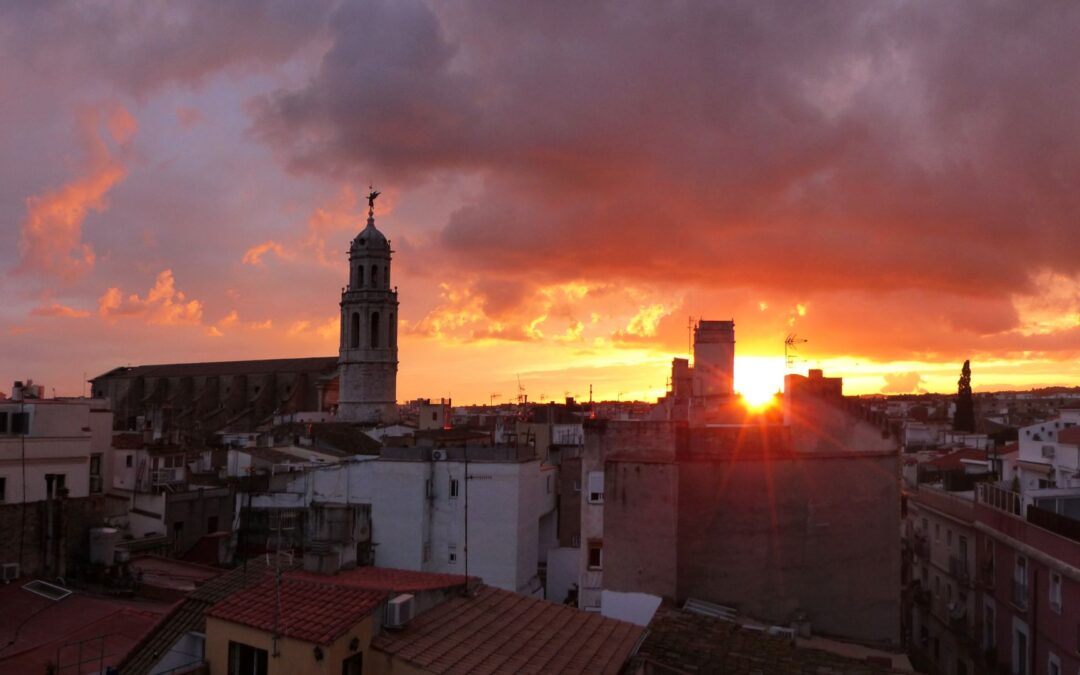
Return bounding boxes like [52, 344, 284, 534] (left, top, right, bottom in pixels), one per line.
[336, 191, 399, 424]
[692, 319, 735, 397]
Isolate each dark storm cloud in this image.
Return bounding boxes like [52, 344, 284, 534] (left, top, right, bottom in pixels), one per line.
[251, 0, 1080, 308]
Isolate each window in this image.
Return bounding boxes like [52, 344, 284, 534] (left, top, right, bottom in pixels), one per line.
[571, 534, 580, 547]
[573, 479, 581, 493]
[1050, 572, 1062, 613]
[0, 412, 7, 433]
[89, 454, 102, 494]
[921, 517, 928, 533]
[947, 529, 952, 546]
[450, 479, 459, 498]
[1015, 555, 1029, 607]
[432, 412, 438, 421]
[371, 265, 378, 289]
[207, 516, 219, 533]
[546, 475, 552, 494]
[357, 265, 364, 288]
[350, 312, 360, 349]
[125, 454, 133, 468]
[228, 640, 268, 675]
[0, 477, 5, 503]
[448, 546, 457, 564]
[984, 603, 995, 649]
[587, 471, 604, 504]
[370, 311, 380, 348]
[384, 266, 390, 287]
[342, 653, 364, 675]
[45, 474, 65, 497]
[11, 412, 29, 435]
[389, 313, 396, 348]
[1047, 652, 1060, 675]
[588, 541, 603, 570]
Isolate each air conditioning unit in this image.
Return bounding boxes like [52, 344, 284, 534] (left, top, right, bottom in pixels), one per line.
[1, 563, 20, 583]
[432, 450, 447, 461]
[385, 593, 415, 628]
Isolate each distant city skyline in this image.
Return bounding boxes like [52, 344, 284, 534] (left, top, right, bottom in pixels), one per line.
[4, 1, 1080, 403]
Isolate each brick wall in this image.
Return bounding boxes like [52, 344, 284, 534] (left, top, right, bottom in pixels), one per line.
[0, 496, 108, 576]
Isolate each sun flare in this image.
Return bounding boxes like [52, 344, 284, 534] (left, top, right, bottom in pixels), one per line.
[735, 356, 785, 409]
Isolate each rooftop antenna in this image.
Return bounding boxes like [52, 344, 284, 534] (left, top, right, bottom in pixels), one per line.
[785, 333, 808, 371]
[489, 393, 501, 407]
[687, 316, 694, 358]
[517, 374, 526, 406]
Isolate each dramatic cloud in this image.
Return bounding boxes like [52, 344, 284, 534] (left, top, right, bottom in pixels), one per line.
[253, 0, 1080, 328]
[98, 270, 204, 326]
[881, 372, 929, 395]
[16, 105, 133, 281]
[5, 1, 1080, 400]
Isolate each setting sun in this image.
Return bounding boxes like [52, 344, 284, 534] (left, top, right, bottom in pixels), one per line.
[735, 356, 785, 408]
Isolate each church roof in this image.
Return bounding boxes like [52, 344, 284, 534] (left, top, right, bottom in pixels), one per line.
[351, 217, 389, 252]
[91, 356, 338, 381]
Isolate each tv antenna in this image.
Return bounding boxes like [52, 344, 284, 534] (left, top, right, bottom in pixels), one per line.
[784, 334, 808, 371]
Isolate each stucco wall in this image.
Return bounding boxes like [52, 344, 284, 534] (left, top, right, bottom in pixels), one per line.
[676, 451, 901, 644]
[206, 614, 374, 675]
[603, 460, 678, 599]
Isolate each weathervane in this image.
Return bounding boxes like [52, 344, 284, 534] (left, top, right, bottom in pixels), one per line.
[367, 185, 381, 218]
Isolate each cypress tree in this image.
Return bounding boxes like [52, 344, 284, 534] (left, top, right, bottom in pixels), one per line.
[953, 359, 975, 432]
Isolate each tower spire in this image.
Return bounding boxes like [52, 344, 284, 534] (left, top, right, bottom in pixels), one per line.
[366, 185, 381, 220]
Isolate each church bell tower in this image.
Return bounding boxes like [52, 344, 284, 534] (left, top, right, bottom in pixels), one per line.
[337, 189, 398, 423]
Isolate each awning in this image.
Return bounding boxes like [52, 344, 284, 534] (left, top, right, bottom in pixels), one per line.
[1018, 460, 1053, 475]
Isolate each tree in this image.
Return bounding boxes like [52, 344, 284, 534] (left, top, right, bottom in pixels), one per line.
[953, 359, 975, 432]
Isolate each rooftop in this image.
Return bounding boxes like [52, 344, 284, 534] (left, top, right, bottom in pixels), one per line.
[634, 606, 901, 674]
[372, 585, 643, 675]
[92, 356, 338, 380]
[0, 580, 171, 674]
[208, 577, 385, 646]
[287, 566, 468, 593]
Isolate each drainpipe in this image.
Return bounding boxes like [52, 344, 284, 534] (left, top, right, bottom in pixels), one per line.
[56, 484, 67, 581]
[44, 474, 54, 574]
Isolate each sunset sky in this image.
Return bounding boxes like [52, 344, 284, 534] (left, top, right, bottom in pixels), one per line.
[3, 1, 1080, 404]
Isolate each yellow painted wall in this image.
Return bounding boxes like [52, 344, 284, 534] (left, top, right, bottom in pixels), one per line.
[205, 614, 374, 675]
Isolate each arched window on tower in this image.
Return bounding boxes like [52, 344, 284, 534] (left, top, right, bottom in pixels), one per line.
[389, 313, 396, 348]
[385, 266, 390, 287]
[357, 265, 364, 288]
[371, 265, 378, 289]
[350, 312, 360, 349]
[370, 311, 381, 348]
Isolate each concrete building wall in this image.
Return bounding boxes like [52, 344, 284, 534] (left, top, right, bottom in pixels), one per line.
[675, 451, 900, 644]
[603, 460, 678, 599]
[206, 614, 375, 675]
[165, 486, 234, 553]
[0, 496, 108, 576]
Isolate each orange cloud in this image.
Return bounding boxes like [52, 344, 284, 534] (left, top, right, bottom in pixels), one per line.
[243, 240, 291, 266]
[29, 302, 91, 319]
[98, 269, 203, 326]
[17, 105, 134, 281]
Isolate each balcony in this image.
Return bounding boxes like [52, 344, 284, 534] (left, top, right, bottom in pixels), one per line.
[912, 531, 929, 559]
[977, 560, 995, 589]
[949, 556, 971, 585]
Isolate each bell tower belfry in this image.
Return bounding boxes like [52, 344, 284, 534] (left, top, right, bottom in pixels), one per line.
[336, 188, 399, 423]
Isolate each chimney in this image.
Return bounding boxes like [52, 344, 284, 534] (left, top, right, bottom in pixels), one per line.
[12, 381, 24, 402]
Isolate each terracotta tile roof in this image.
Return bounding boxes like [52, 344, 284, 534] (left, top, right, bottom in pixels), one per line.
[633, 606, 897, 674]
[287, 567, 468, 593]
[208, 577, 384, 646]
[121, 556, 298, 675]
[373, 585, 643, 675]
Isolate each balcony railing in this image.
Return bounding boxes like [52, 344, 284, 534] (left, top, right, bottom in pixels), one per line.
[949, 555, 971, 584]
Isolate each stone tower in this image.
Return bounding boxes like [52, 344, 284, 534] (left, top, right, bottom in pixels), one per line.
[337, 192, 398, 423]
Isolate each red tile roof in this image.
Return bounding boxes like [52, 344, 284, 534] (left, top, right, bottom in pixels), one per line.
[287, 567, 468, 593]
[208, 577, 385, 645]
[373, 585, 644, 675]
